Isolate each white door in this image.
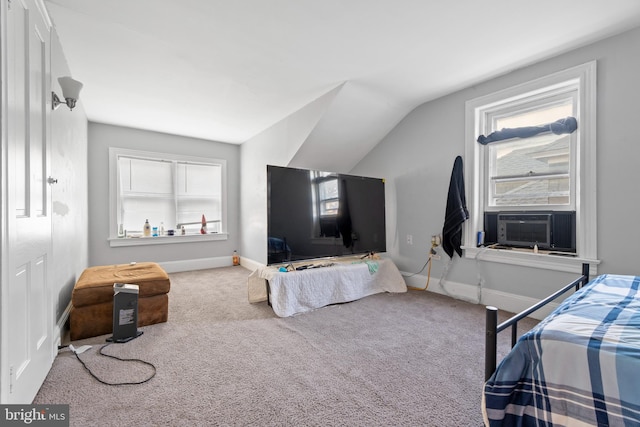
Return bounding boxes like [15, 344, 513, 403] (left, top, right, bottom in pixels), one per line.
[1, 0, 53, 404]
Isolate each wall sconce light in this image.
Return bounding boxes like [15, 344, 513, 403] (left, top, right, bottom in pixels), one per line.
[52, 76, 83, 111]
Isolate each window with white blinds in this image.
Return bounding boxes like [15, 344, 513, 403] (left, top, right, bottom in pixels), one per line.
[110, 148, 226, 239]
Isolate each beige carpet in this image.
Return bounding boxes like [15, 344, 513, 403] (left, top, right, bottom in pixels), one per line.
[34, 266, 533, 426]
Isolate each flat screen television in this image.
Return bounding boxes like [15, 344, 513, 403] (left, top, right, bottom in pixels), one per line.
[267, 165, 386, 265]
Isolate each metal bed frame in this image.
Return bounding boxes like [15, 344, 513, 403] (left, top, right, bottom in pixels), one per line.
[484, 263, 590, 381]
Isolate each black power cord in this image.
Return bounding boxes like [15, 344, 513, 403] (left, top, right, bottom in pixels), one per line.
[71, 342, 156, 386]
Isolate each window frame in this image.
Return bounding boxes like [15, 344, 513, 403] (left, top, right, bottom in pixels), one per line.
[485, 94, 576, 210]
[108, 147, 228, 247]
[463, 62, 599, 274]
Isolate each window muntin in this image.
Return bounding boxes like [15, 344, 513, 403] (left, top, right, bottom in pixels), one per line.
[110, 148, 226, 238]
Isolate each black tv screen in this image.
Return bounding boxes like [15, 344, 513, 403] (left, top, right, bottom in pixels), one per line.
[267, 165, 386, 265]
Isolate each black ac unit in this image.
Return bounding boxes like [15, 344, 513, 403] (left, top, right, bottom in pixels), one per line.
[483, 211, 576, 252]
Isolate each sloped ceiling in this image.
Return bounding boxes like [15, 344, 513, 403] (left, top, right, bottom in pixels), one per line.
[45, 0, 640, 169]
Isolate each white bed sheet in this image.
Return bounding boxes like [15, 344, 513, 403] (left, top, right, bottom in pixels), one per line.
[247, 258, 407, 317]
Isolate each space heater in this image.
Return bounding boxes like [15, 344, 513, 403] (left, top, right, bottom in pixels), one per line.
[108, 283, 143, 343]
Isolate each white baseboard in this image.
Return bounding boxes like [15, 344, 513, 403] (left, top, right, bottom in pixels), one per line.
[239, 257, 264, 272]
[53, 301, 72, 353]
[158, 256, 234, 273]
[401, 271, 560, 320]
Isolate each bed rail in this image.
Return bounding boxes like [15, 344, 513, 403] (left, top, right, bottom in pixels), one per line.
[484, 263, 590, 381]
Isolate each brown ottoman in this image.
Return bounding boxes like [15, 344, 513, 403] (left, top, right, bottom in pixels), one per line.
[70, 262, 170, 340]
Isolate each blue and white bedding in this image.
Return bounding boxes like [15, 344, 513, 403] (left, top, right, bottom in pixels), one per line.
[483, 274, 640, 426]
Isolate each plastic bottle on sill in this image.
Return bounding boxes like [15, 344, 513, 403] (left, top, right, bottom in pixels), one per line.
[143, 219, 151, 237]
[533, 244, 539, 254]
[200, 214, 208, 234]
[160, 222, 165, 236]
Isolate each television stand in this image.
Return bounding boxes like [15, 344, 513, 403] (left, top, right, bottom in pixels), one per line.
[247, 257, 406, 317]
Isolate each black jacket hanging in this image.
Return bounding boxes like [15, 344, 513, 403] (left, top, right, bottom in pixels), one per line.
[442, 156, 469, 258]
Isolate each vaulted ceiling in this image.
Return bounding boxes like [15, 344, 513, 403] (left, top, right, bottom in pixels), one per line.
[45, 0, 640, 169]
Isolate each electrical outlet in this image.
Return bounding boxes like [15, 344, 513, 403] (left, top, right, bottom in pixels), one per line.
[431, 234, 442, 247]
[406, 234, 413, 245]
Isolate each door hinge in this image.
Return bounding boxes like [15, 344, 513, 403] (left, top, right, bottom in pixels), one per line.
[10, 365, 14, 393]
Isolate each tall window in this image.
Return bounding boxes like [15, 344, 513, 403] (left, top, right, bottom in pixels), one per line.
[109, 148, 226, 241]
[464, 62, 597, 272]
[485, 94, 576, 210]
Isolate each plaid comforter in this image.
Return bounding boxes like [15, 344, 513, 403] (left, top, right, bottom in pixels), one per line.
[483, 274, 640, 426]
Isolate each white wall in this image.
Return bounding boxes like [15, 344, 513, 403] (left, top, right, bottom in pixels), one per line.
[88, 123, 240, 269]
[240, 87, 340, 265]
[288, 81, 411, 173]
[50, 30, 89, 329]
[351, 26, 640, 303]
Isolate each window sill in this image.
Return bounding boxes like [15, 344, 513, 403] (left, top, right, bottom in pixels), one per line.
[109, 233, 228, 247]
[463, 246, 600, 275]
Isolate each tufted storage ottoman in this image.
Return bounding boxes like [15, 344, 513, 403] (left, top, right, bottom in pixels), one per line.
[70, 262, 170, 340]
